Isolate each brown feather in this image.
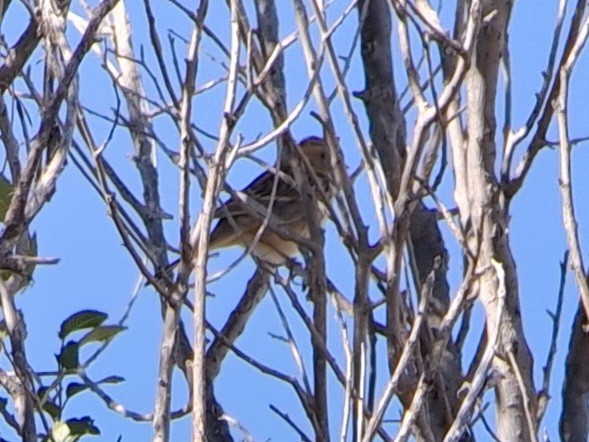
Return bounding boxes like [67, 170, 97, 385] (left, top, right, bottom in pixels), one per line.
[209, 137, 335, 264]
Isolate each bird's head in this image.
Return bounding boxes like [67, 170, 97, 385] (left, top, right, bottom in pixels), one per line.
[298, 136, 336, 198]
[299, 136, 333, 176]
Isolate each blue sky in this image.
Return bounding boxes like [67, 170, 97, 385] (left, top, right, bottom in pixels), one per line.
[2, 1, 589, 440]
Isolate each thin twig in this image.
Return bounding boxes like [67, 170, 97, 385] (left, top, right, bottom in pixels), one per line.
[537, 251, 569, 423]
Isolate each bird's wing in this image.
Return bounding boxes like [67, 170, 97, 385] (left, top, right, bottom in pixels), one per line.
[214, 170, 299, 220]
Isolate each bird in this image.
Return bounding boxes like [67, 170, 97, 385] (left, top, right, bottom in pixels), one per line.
[209, 136, 336, 265]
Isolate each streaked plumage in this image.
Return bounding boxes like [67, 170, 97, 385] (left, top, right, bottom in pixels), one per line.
[209, 137, 335, 264]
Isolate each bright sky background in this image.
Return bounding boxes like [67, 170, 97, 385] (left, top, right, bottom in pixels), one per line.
[2, 1, 589, 441]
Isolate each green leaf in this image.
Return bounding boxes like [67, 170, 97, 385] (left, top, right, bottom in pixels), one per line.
[43, 400, 61, 421]
[66, 416, 100, 436]
[80, 326, 125, 345]
[59, 310, 108, 340]
[0, 321, 7, 340]
[65, 382, 87, 399]
[0, 176, 15, 283]
[0, 175, 13, 222]
[57, 341, 79, 370]
[38, 386, 50, 399]
[51, 421, 71, 442]
[97, 375, 125, 385]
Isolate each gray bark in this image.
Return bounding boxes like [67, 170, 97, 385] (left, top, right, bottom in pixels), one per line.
[357, 0, 466, 439]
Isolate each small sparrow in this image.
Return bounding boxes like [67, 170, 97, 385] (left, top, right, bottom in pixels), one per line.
[209, 137, 335, 264]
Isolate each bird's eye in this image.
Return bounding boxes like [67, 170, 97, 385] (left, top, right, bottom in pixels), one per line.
[320, 153, 326, 160]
